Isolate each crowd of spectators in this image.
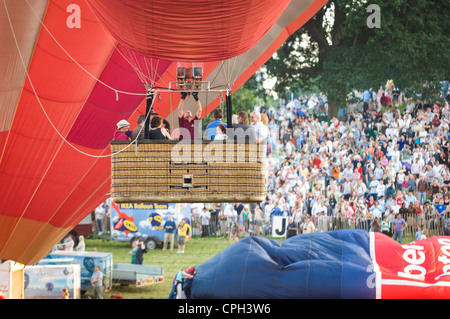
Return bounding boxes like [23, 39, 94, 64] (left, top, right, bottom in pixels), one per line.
[191, 83, 450, 242]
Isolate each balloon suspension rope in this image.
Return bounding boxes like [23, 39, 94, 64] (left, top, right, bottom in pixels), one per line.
[3, 0, 155, 158]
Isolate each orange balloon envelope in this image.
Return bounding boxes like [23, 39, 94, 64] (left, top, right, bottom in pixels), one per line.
[0, 0, 327, 264]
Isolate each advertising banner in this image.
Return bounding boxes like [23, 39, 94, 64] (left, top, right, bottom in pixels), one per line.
[110, 202, 185, 242]
[372, 233, 450, 298]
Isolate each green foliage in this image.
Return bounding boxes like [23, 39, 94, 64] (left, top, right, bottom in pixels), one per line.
[203, 74, 263, 124]
[231, 82, 259, 115]
[263, 0, 450, 114]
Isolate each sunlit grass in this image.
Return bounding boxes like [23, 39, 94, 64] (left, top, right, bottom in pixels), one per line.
[82, 235, 234, 299]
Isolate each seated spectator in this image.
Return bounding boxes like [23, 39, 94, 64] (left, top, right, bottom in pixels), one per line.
[250, 111, 268, 143]
[131, 114, 145, 141]
[113, 119, 131, 141]
[232, 111, 256, 142]
[214, 124, 228, 140]
[206, 109, 227, 140]
[163, 119, 171, 135]
[149, 116, 172, 140]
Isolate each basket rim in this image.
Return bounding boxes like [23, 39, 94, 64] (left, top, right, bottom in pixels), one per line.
[110, 139, 265, 145]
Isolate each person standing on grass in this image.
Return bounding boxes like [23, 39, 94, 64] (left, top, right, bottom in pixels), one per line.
[286, 216, 298, 239]
[218, 205, 228, 237]
[393, 213, 407, 244]
[201, 207, 210, 238]
[253, 205, 263, 236]
[177, 218, 191, 254]
[64, 235, 74, 251]
[129, 240, 137, 264]
[76, 235, 85, 252]
[133, 238, 147, 264]
[91, 266, 103, 299]
[163, 214, 176, 252]
[242, 207, 250, 233]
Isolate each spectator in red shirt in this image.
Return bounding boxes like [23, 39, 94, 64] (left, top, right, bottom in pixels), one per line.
[395, 191, 404, 206]
[380, 93, 388, 107]
[312, 155, 321, 169]
[354, 162, 363, 179]
[432, 114, 441, 128]
[113, 119, 131, 141]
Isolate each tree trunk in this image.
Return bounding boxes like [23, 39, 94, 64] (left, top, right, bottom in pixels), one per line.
[328, 103, 340, 119]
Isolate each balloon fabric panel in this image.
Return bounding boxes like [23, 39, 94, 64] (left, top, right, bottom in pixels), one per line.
[191, 230, 375, 299]
[0, 0, 116, 264]
[86, 0, 292, 62]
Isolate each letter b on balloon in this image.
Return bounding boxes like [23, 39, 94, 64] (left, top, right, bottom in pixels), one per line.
[366, 4, 381, 29]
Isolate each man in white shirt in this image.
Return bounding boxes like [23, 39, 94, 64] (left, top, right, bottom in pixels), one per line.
[95, 205, 105, 235]
[200, 208, 210, 237]
[64, 235, 74, 251]
[250, 111, 269, 144]
[371, 206, 382, 220]
[406, 100, 415, 113]
[411, 157, 422, 176]
[369, 179, 380, 199]
[76, 235, 85, 252]
[374, 165, 384, 180]
[225, 204, 237, 231]
[391, 145, 400, 161]
[392, 157, 402, 173]
[376, 180, 386, 199]
[311, 199, 325, 219]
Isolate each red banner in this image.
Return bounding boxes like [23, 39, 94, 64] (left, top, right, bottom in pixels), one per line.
[372, 232, 450, 299]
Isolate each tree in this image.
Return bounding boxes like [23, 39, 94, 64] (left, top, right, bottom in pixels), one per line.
[203, 75, 260, 125]
[264, 0, 450, 117]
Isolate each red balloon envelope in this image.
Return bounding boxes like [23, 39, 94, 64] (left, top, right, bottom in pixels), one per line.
[86, 0, 292, 62]
[0, 0, 326, 264]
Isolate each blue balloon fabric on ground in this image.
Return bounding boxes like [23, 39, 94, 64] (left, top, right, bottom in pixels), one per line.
[190, 229, 376, 299]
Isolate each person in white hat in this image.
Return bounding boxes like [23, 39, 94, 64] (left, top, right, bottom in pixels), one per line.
[113, 119, 131, 141]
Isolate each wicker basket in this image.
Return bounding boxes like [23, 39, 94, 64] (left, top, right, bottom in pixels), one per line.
[110, 140, 267, 203]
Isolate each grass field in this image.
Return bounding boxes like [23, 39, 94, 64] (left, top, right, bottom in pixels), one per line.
[82, 235, 237, 299]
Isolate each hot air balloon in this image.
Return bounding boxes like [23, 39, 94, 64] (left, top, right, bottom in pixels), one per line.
[0, 0, 327, 264]
[189, 230, 450, 299]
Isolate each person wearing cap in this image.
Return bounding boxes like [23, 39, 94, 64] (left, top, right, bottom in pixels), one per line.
[300, 215, 315, 234]
[113, 119, 131, 141]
